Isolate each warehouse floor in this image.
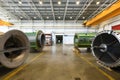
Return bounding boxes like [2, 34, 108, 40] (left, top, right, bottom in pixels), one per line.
[0, 44, 120, 80]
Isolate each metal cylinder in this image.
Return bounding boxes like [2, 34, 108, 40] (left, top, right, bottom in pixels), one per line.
[91, 30, 120, 68]
[0, 30, 29, 68]
[25, 30, 45, 52]
[74, 33, 95, 48]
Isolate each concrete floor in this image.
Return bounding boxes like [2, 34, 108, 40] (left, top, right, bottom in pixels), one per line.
[0, 44, 120, 80]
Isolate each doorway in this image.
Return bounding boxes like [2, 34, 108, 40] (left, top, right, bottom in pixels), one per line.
[56, 35, 63, 44]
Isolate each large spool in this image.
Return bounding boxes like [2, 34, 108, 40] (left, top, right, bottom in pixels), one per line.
[74, 33, 95, 49]
[0, 30, 29, 68]
[25, 30, 45, 52]
[91, 30, 120, 68]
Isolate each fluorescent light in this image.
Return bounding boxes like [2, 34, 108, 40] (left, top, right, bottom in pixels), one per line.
[76, 1, 80, 5]
[70, 17, 72, 19]
[18, 0, 22, 4]
[20, 17, 23, 19]
[58, 1, 61, 5]
[39, 0, 43, 5]
[96, 1, 100, 5]
[47, 16, 49, 19]
[34, 17, 36, 19]
[82, 17, 85, 19]
[58, 16, 61, 19]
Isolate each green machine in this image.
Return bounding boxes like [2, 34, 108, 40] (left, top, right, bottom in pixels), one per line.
[25, 30, 45, 52]
[74, 33, 96, 50]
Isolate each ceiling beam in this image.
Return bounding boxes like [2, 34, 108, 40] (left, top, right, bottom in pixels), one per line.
[10, 0, 31, 20]
[84, 0, 120, 26]
[50, 0, 55, 21]
[30, 0, 44, 20]
[0, 19, 14, 26]
[63, 0, 69, 21]
[74, 0, 93, 22]
[0, 0, 19, 20]
[87, 0, 117, 20]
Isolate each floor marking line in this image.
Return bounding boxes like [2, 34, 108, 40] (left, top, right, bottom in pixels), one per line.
[97, 61, 112, 71]
[75, 51, 115, 80]
[3, 52, 44, 80]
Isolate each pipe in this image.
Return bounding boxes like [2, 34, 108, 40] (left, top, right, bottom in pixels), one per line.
[0, 30, 29, 68]
[25, 30, 45, 52]
[91, 30, 120, 68]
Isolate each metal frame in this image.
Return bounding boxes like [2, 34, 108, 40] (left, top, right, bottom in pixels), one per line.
[0, 0, 117, 22]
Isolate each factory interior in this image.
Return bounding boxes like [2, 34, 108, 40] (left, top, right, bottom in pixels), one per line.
[0, 0, 120, 80]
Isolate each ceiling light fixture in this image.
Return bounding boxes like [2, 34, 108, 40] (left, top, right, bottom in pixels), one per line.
[18, 0, 22, 4]
[39, 0, 43, 5]
[20, 17, 23, 19]
[34, 17, 36, 19]
[58, 1, 61, 5]
[76, 1, 80, 5]
[70, 17, 72, 19]
[47, 16, 49, 19]
[58, 16, 61, 19]
[96, 1, 100, 5]
[82, 16, 85, 19]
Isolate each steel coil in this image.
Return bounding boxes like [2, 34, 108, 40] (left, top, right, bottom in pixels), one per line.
[91, 30, 120, 68]
[0, 30, 29, 68]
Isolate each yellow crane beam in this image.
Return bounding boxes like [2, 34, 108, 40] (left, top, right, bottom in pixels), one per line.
[0, 19, 14, 26]
[84, 0, 120, 26]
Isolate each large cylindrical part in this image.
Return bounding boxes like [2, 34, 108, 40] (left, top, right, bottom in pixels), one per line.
[91, 30, 120, 68]
[74, 33, 95, 48]
[25, 30, 45, 52]
[0, 30, 29, 68]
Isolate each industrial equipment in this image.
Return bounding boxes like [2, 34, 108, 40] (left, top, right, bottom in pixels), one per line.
[25, 30, 45, 52]
[74, 33, 95, 51]
[0, 30, 29, 68]
[45, 34, 52, 46]
[91, 30, 120, 68]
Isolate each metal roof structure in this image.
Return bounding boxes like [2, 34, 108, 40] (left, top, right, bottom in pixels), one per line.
[0, 0, 117, 22]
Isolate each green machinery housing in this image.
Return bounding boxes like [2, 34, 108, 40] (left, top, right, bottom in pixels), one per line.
[25, 30, 45, 52]
[74, 33, 96, 49]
